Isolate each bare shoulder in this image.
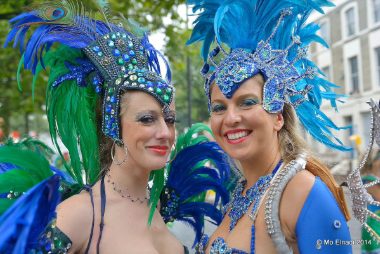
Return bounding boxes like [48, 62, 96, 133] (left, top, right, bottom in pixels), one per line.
[56, 191, 93, 251]
[283, 169, 315, 201]
[279, 170, 315, 235]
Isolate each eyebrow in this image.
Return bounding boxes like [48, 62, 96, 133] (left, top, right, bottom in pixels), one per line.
[211, 93, 261, 104]
[135, 110, 159, 117]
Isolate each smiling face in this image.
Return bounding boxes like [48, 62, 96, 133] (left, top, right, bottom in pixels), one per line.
[210, 74, 283, 163]
[116, 91, 176, 171]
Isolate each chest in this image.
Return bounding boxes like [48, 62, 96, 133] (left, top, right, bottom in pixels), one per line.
[85, 202, 182, 254]
[206, 204, 279, 254]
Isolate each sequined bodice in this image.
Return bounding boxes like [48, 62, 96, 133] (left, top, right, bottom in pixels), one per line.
[196, 234, 248, 254]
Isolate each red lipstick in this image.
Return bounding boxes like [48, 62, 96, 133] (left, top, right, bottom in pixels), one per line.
[147, 146, 169, 156]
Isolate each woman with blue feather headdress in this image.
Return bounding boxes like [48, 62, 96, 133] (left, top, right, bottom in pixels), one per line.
[187, 0, 354, 253]
[0, 0, 233, 253]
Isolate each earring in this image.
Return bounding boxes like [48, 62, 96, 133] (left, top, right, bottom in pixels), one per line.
[111, 141, 128, 166]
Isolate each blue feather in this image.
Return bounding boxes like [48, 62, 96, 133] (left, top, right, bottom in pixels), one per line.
[161, 141, 231, 245]
[0, 175, 61, 253]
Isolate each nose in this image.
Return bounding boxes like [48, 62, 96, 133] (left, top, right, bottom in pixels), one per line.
[156, 119, 171, 140]
[224, 106, 242, 126]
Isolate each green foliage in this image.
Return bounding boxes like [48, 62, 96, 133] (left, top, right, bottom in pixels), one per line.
[165, 27, 210, 131]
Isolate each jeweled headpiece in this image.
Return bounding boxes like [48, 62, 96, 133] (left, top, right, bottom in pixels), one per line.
[187, 0, 349, 151]
[5, 0, 174, 146]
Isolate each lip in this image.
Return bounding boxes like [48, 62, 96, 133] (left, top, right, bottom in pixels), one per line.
[223, 129, 252, 144]
[147, 146, 169, 156]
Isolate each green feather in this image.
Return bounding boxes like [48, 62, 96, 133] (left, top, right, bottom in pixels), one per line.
[0, 146, 52, 180]
[148, 168, 165, 225]
[16, 54, 24, 92]
[43, 46, 100, 186]
[0, 199, 15, 215]
[0, 146, 53, 215]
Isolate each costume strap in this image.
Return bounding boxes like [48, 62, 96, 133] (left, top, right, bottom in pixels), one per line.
[82, 185, 96, 254]
[264, 154, 307, 254]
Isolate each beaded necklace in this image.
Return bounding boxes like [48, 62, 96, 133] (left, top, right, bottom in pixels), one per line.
[226, 160, 283, 232]
[106, 172, 150, 204]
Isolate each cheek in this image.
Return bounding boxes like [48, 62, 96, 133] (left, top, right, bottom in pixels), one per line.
[210, 115, 222, 136]
[169, 126, 175, 145]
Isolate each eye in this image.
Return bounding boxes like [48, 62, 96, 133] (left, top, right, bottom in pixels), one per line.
[211, 103, 226, 113]
[138, 115, 156, 124]
[165, 115, 176, 125]
[240, 98, 259, 108]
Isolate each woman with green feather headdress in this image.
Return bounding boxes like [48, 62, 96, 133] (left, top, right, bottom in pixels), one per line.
[0, 0, 233, 253]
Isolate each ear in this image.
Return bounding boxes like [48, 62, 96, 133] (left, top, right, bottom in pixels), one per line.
[273, 113, 284, 131]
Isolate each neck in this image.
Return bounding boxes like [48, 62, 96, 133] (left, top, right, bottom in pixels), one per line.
[108, 152, 151, 198]
[240, 140, 281, 188]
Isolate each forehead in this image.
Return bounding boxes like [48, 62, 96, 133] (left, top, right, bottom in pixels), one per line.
[122, 91, 175, 111]
[211, 77, 263, 101]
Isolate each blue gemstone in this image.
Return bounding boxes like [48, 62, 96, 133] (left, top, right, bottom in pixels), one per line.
[95, 86, 102, 94]
[106, 105, 112, 113]
[93, 76, 99, 85]
[97, 51, 103, 57]
[108, 40, 115, 47]
[44, 242, 51, 251]
[110, 96, 116, 103]
[113, 49, 121, 57]
[137, 77, 145, 83]
[129, 50, 135, 56]
[147, 81, 153, 88]
[92, 46, 100, 52]
[201, 63, 210, 74]
[123, 54, 130, 61]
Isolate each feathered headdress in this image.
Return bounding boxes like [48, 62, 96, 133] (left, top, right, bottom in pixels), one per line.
[187, 0, 350, 151]
[4, 0, 173, 222]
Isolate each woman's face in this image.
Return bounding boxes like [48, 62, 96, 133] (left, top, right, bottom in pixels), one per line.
[209, 75, 283, 162]
[119, 91, 176, 170]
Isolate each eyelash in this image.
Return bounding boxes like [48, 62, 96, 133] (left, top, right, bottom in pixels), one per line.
[240, 99, 258, 107]
[211, 104, 226, 113]
[138, 115, 176, 125]
[164, 116, 176, 125]
[138, 115, 156, 124]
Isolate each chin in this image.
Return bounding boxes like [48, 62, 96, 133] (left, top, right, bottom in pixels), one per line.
[146, 159, 167, 170]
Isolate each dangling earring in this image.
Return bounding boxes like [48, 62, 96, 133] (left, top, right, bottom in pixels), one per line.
[111, 141, 128, 166]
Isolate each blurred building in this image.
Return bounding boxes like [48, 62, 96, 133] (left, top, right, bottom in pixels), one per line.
[306, 0, 380, 174]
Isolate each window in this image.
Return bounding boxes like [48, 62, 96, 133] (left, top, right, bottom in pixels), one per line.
[348, 56, 359, 93]
[343, 115, 354, 158]
[322, 66, 331, 80]
[376, 47, 380, 86]
[345, 8, 356, 36]
[374, 0, 380, 23]
[319, 21, 330, 44]
[361, 112, 371, 146]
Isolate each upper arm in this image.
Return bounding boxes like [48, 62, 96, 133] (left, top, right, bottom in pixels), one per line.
[294, 176, 352, 253]
[279, 169, 315, 239]
[56, 192, 93, 253]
